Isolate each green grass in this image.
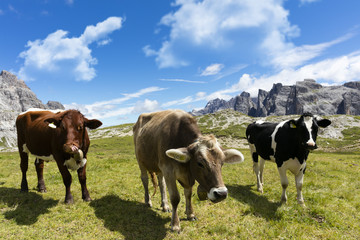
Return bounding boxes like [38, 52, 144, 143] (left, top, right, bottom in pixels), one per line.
[1, 136, 359, 239]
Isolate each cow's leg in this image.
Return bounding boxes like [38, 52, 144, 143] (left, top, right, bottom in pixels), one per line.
[184, 187, 196, 221]
[259, 158, 265, 187]
[251, 147, 263, 193]
[35, 158, 47, 193]
[278, 166, 288, 203]
[165, 175, 181, 232]
[56, 160, 73, 204]
[77, 164, 91, 201]
[295, 171, 305, 206]
[157, 173, 170, 212]
[138, 162, 152, 207]
[19, 150, 29, 192]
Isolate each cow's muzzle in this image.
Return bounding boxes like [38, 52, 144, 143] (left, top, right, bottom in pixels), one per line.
[304, 142, 318, 150]
[208, 187, 228, 203]
[63, 144, 83, 163]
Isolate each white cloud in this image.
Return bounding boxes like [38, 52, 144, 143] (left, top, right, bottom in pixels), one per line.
[300, 0, 320, 4]
[240, 51, 360, 96]
[133, 99, 161, 113]
[200, 63, 224, 76]
[145, 0, 301, 69]
[18, 16, 122, 81]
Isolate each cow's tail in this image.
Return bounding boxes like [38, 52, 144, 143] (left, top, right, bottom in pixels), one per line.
[149, 172, 157, 197]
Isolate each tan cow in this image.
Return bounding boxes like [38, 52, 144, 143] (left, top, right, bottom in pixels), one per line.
[133, 110, 244, 232]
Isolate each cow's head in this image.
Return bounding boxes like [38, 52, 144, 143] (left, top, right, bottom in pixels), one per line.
[289, 113, 331, 150]
[165, 135, 244, 203]
[44, 110, 102, 169]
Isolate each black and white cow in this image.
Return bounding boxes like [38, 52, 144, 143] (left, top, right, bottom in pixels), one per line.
[246, 113, 331, 205]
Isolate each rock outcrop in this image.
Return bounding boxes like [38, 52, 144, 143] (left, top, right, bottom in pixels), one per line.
[192, 79, 360, 117]
[0, 70, 64, 149]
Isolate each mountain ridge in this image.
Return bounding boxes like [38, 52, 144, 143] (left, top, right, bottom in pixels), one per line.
[0, 70, 64, 149]
[192, 79, 360, 117]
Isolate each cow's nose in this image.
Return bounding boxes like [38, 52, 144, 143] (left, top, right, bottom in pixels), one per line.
[208, 187, 228, 203]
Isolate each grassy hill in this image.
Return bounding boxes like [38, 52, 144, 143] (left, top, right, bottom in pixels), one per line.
[90, 109, 360, 152]
[1, 110, 359, 239]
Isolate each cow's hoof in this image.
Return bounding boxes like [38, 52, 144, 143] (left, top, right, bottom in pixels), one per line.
[65, 198, 74, 204]
[161, 204, 171, 212]
[37, 185, 47, 193]
[20, 188, 28, 193]
[171, 225, 181, 233]
[83, 197, 92, 202]
[187, 216, 197, 221]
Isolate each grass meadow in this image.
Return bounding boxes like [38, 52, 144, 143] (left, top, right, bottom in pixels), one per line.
[0, 136, 359, 239]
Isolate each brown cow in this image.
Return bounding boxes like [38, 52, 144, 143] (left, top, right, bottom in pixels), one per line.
[16, 109, 102, 204]
[133, 110, 244, 232]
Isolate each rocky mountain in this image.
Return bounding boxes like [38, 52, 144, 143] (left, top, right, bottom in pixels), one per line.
[0, 70, 64, 150]
[192, 79, 360, 117]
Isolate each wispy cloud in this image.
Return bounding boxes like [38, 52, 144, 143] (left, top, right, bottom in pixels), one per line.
[160, 78, 205, 83]
[268, 33, 354, 69]
[200, 63, 224, 76]
[65, 86, 166, 119]
[18, 16, 122, 81]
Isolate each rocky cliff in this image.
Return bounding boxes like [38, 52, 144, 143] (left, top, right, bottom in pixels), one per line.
[192, 79, 360, 117]
[0, 70, 64, 149]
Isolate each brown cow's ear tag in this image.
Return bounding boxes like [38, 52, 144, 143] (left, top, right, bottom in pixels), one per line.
[48, 122, 57, 129]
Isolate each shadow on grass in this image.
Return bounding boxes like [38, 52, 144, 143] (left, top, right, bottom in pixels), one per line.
[0, 187, 58, 225]
[227, 184, 282, 220]
[90, 195, 170, 240]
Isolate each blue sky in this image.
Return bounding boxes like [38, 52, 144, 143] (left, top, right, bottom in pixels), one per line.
[1, 0, 360, 126]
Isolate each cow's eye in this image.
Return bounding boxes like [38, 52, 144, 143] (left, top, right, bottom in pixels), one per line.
[77, 126, 82, 131]
[197, 162, 204, 168]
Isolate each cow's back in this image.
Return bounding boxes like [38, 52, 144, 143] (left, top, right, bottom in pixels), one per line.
[133, 110, 200, 172]
[16, 110, 58, 155]
[246, 122, 278, 160]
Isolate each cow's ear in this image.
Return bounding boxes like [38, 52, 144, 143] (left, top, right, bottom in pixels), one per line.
[317, 119, 331, 128]
[44, 117, 61, 128]
[223, 149, 244, 164]
[85, 119, 102, 129]
[166, 148, 190, 163]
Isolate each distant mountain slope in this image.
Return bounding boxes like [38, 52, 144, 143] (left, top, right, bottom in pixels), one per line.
[88, 109, 360, 152]
[0, 70, 64, 150]
[192, 79, 360, 117]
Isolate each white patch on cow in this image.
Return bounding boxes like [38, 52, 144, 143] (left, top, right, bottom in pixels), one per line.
[280, 158, 306, 175]
[207, 187, 228, 201]
[64, 157, 87, 171]
[22, 143, 55, 162]
[271, 120, 287, 155]
[304, 116, 315, 146]
[255, 120, 265, 125]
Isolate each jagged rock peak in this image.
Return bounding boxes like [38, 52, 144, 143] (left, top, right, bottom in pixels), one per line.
[192, 79, 360, 117]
